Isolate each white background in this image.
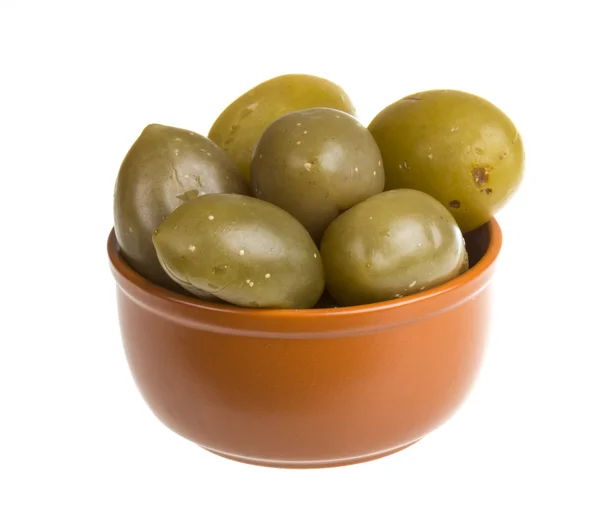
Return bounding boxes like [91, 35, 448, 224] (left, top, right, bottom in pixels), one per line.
[1, 1, 599, 508]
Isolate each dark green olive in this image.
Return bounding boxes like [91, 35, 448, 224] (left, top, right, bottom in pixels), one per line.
[368, 89, 525, 232]
[113, 124, 250, 290]
[152, 194, 325, 309]
[320, 189, 466, 306]
[208, 74, 355, 180]
[251, 108, 384, 241]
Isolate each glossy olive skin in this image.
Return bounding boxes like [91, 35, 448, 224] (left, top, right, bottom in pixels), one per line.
[320, 189, 466, 306]
[208, 74, 355, 180]
[368, 89, 525, 232]
[114, 124, 250, 291]
[251, 108, 384, 242]
[152, 194, 325, 309]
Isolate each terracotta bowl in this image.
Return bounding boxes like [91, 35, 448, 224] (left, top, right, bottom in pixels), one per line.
[107, 219, 501, 468]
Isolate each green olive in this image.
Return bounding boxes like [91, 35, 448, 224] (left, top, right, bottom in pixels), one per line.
[113, 124, 250, 291]
[152, 194, 325, 309]
[208, 74, 355, 180]
[251, 108, 384, 241]
[368, 89, 525, 232]
[320, 189, 466, 306]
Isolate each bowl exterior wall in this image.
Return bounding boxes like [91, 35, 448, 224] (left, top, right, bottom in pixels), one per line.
[114, 278, 492, 467]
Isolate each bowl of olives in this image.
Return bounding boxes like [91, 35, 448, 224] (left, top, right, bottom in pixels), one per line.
[108, 74, 522, 468]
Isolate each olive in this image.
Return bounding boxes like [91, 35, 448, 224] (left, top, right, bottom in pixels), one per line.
[251, 108, 384, 242]
[208, 74, 355, 180]
[113, 124, 250, 291]
[320, 189, 466, 306]
[368, 89, 525, 232]
[152, 194, 325, 309]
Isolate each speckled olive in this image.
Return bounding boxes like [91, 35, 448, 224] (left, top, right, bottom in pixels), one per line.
[251, 108, 384, 241]
[113, 124, 250, 291]
[368, 89, 525, 232]
[208, 74, 355, 180]
[152, 194, 325, 309]
[320, 189, 466, 306]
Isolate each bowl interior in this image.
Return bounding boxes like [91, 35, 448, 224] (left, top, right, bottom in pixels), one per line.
[463, 222, 490, 270]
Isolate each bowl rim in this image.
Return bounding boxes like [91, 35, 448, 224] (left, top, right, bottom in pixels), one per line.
[107, 218, 502, 319]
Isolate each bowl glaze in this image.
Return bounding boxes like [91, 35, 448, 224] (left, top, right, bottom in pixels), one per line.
[108, 220, 501, 468]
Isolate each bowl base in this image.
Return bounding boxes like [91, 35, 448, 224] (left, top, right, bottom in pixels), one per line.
[201, 440, 420, 469]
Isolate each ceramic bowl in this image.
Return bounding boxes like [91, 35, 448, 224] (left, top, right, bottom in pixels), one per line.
[108, 220, 501, 468]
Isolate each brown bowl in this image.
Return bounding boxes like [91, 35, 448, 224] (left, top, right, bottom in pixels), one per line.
[108, 219, 501, 468]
